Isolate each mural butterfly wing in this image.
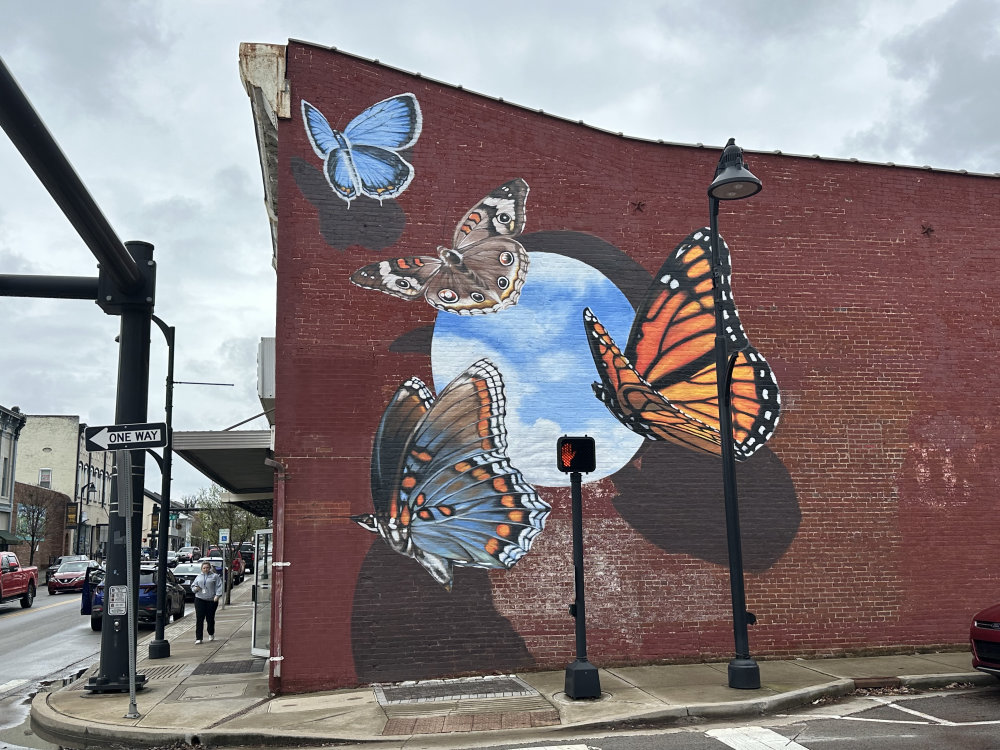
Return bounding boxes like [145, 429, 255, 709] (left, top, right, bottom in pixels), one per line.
[301, 94, 422, 203]
[451, 179, 529, 249]
[585, 228, 780, 460]
[349, 180, 531, 315]
[584, 307, 725, 456]
[369, 377, 434, 508]
[354, 359, 550, 589]
[302, 99, 340, 157]
[342, 94, 422, 151]
[350, 256, 444, 301]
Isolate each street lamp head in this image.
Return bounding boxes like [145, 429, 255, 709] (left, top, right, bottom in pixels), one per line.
[708, 138, 762, 201]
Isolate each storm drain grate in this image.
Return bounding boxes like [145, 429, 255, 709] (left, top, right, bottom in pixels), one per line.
[374, 675, 538, 705]
[192, 659, 267, 676]
[140, 664, 187, 681]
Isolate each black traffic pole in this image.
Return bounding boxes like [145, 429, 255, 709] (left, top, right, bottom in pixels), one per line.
[557, 436, 601, 699]
[149, 315, 175, 659]
[565, 469, 601, 699]
[2, 55, 157, 694]
[86, 241, 155, 693]
[0, 58, 143, 292]
[707, 138, 763, 690]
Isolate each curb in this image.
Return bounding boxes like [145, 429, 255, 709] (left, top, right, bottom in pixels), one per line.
[30, 672, 995, 749]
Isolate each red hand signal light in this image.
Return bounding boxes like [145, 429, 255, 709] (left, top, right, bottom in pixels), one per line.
[556, 436, 596, 473]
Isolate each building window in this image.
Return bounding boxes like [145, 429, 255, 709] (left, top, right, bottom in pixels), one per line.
[1, 456, 8, 496]
[38, 468, 52, 489]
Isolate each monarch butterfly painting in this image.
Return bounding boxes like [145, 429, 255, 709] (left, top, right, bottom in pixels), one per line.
[583, 228, 780, 460]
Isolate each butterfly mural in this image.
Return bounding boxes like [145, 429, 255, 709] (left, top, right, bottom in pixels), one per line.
[301, 94, 422, 204]
[352, 358, 550, 589]
[583, 228, 780, 460]
[350, 179, 530, 315]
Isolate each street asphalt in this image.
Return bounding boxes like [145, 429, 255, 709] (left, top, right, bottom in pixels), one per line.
[28, 582, 993, 749]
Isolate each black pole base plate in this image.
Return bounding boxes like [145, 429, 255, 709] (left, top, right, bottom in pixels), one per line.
[565, 659, 602, 699]
[148, 638, 170, 659]
[728, 657, 761, 689]
[83, 673, 148, 694]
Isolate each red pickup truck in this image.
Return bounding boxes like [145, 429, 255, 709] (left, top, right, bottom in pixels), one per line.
[0, 551, 38, 608]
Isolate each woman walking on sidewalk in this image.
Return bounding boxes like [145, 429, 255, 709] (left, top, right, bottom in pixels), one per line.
[191, 560, 224, 644]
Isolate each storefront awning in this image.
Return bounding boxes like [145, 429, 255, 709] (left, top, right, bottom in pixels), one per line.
[172, 430, 275, 517]
[0, 529, 23, 544]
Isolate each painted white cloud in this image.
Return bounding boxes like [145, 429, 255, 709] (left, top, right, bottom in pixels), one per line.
[432, 253, 642, 487]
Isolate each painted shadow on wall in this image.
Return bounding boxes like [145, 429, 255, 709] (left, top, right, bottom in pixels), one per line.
[291, 157, 407, 250]
[351, 542, 536, 683]
[612, 442, 799, 572]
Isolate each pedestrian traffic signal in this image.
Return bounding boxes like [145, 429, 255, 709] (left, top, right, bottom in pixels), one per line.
[556, 436, 596, 473]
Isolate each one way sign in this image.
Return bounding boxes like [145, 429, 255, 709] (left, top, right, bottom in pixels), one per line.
[85, 422, 167, 452]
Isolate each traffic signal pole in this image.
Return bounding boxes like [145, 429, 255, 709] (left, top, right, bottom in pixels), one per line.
[565, 468, 601, 699]
[0, 57, 155, 695]
[87, 242, 154, 693]
[556, 436, 601, 700]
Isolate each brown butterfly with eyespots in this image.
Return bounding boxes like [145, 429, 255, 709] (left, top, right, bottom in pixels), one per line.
[350, 179, 529, 315]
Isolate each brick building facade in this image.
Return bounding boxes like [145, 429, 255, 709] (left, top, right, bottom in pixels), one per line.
[11, 481, 69, 569]
[244, 40, 1000, 694]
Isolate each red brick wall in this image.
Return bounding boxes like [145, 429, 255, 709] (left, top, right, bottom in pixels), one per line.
[11, 482, 69, 570]
[272, 40, 1000, 692]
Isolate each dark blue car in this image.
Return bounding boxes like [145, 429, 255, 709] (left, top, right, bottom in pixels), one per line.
[90, 565, 185, 631]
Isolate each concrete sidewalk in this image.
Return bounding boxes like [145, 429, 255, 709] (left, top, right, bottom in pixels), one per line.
[30, 584, 993, 749]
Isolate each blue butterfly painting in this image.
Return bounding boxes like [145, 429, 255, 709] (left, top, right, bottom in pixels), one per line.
[352, 359, 550, 590]
[301, 94, 422, 205]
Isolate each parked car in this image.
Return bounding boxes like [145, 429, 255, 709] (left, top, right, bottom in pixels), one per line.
[0, 551, 38, 608]
[47, 559, 95, 594]
[971, 602, 1000, 679]
[205, 546, 223, 558]
[165, 550, 179, 567]
[175, 546, 201, 563]
[90, 564, 186, 630]
[200, 555, 245, 585]
[238, 543, 255, 568]
[44, 554, 88, 584]
[172, 562, 204, 600]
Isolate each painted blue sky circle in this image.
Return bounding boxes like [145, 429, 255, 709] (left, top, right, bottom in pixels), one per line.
[431, 252, 643, 487]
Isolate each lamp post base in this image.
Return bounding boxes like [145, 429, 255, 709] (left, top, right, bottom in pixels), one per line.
[148, 638, 170, 659]
[728, 657, 761, 689]
[565, 659, 602, 699]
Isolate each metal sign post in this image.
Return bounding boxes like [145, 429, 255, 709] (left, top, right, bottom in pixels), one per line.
[118, 451, 140, 719]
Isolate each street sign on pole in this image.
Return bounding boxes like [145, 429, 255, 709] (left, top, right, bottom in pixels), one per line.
[219, 528, 230, 544]
[85, 422, 167, 452]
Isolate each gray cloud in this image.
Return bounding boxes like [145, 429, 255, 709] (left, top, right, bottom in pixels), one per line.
[847, 0, 1000, 172]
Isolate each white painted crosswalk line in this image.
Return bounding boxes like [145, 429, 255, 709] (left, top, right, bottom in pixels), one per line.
[0, 679, 29, 693]
[707, 726, 810, 749]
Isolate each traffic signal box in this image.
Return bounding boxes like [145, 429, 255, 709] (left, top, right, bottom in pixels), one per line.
[557, 436, 597, 474]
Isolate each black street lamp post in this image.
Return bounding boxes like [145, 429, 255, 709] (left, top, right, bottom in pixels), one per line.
[707, 138, 763, 690]
[148, 315, 175, 660]
[76, 483, 95, 555]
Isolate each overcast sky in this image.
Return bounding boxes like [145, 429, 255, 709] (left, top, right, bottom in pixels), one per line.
[1, 0, 997, 499]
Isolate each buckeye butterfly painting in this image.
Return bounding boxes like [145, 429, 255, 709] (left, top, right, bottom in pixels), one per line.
[350, 179, 530, 315]
[301, 94, 422, 205]
[584, 228, 781, 460]
[352, 358, 550, 589]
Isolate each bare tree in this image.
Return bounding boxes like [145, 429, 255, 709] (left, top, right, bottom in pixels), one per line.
[16, 485, 65, 567]
[186, 484, 268, 556]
